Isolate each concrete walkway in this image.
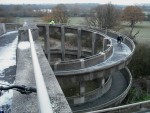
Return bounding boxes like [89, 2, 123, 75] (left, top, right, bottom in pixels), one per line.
[55, 36, 132, 75]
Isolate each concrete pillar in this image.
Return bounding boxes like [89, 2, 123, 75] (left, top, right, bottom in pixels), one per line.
[80, 59, 85, 69]
[14, 24, 17, 30]
[92, 32, 96, 55]
[2, 23, 6, 33]
[103, 38, 108, 52]
[61, 26, 65, 61]
[101, 77, 105, 87]
[77, 28, 81, 58]
[105, 28, 107, 35]
[44, 27, 47, 54]
[46, 25, 51, 62]
[79, 81, 85, 96]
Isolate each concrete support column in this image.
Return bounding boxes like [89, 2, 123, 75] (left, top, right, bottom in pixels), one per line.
[77, 28, 81, 58]
[2, 23, 6, 33]
[103, 38, 108, 52]
[46, 25, 51, 62]
[101, 77, 105, 87]
[79, 81, 85, 96]
[61, 26, 65, 61]
[15, 24, 18, 30]
[80, 59, 85, 69]
[92, 32, 96, 55]
[105, 28, 107, 35]
[44, 27, 47, 54]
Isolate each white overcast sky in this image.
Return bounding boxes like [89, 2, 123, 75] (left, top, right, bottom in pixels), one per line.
[0, 0, 150, 5]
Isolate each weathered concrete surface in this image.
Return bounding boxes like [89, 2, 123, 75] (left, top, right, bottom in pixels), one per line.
[0, 23, 6, 36]
[11, 40, 72, 113]
[18, 24, 39, 41]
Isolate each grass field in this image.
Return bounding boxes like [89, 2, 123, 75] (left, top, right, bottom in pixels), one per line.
[12, 17, 86, 25]
[121, 21, 150, 45]
[69, 17, 86, 25]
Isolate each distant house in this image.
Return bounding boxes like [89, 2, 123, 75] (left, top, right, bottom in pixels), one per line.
[143, 11, 150, 20]
[33, 9, 52, 13]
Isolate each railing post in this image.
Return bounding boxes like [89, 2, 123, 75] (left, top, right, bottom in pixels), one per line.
[77, 28, 82, 58]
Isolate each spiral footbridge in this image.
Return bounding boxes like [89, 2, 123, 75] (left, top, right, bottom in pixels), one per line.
[0, 23, 135, 113]
[37, 24, 135, 112]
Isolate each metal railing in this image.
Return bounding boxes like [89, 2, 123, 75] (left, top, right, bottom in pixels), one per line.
[28, 29, 53, 113]
[86, 100, 150, 113]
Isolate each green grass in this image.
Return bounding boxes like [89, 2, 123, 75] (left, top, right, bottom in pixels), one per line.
[13, 17, 46, 24]
[127, 88, 150, 103]
[121, 21, 150, 45]
[12, 17, 86, 25]
[68, 17, 86, 25]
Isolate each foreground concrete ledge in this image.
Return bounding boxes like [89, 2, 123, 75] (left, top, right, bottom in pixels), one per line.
[11, 40, 72, 113]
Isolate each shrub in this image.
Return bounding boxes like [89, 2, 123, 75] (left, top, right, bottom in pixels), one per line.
[129, 44, 150, 78]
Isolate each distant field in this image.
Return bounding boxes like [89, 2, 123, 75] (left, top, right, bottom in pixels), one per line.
[9, 17, 150, 44]
[69, 17, 86, 25]
[13, 17, 86, 25]
[121, 21, 150, 45]
[14, 17, 45, 24]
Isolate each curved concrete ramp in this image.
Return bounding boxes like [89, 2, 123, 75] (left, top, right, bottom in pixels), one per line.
[72, 68, 131, 112]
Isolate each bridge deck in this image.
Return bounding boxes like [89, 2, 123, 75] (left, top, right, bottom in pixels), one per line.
[5, 32, 72, 113]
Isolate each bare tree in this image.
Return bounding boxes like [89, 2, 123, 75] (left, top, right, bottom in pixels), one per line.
[85, 3, 121, 29]
[52, 4, 69, 23]
[122, 6, 145, 35]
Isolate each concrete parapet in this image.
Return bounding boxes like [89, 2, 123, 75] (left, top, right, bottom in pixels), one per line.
[18, 24, 39, 41]
[67, 76, 112, 105]
[11, 30, 72, 112]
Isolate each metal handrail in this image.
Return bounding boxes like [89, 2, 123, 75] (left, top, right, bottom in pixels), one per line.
[28, 29, 53, 113]
[86, 100, 150, 113]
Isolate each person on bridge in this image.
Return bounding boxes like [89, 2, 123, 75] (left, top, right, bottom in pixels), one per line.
[117, 35, 123, 44]
[49, 20, 55, 25]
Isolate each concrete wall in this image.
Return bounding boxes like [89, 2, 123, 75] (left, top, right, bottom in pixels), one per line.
[67, 77, 112, 105]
